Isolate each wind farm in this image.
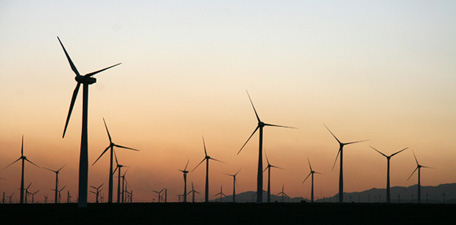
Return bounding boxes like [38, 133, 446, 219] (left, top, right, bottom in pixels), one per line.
[1, 1, 456, 224]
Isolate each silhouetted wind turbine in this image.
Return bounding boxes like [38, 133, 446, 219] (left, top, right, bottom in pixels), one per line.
[225, 169, 241, 203]
[57, 186, 66, 203]
[371, 146, 408, 203]
[93, 118, 138, 203]
[179, 160, 190, 203]
[215, 186, 226, 202]
[302, 158, 323, 203]
[277, 185, 289, 202]
[407, 152, 432, 204]
[31, 190, 39, 204]
[237, 91, 296, 203]
[193, 137, 223, 203]
[187, 182, 200, 203]
[112, 151, 127, 203]
[324, 125, 366, 203]
[8, 193, 14, 204]
[90, 183, 104, 203]
[58, 37, 121, 208]
[264, 152, 283, 203]
[5, 136, 39, 204]
[24, 183, 32, 204]
[153, 188, 165, 203]
[43, 164, 65, 204]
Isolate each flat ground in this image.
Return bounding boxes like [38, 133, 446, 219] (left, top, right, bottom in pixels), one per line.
[1, 202, 454, 225]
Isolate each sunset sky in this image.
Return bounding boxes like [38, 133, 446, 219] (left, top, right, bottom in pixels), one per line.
[1, 1, 455, 203]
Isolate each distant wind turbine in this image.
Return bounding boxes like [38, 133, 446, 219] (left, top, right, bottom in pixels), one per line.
[324, 125, 366, 203]
[371, 146, 408, 203]
[302, 158, 323, 203]
[58, 37, 121, 208]
[178, 160, 190, 203]
[93, 118, 138, 203]
[24, 183, 32, 204]
[31, 190, 40, 204]
[264, 151, 283, 203]
[43, 164, 65, 204]
[4, 136, 39, 204]
[277, 185, 289, 202]
[153, 188, 165, 203]
[187, 182, 200, 203]
[237, 91, 296, 203]
[193, 137, 223, 203]
[407, 151, 432, 204]
[215, 186, 227, 202]
[90, 183, 104, 203]
[57, 186, 66, 203]
[225, 169, 241, 203]
[112, 151, 128, 203]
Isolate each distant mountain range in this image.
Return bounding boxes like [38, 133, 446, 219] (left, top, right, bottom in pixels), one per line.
[212, 183, 456, 203]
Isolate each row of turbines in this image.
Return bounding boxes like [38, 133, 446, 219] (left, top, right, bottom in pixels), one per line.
[2, 37, 432, 207]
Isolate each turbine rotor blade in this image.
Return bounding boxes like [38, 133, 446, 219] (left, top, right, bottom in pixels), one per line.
[57, 164, 66, 172]
[92, 146, 111, 166]
[345, 140, 368, 145]
[370, 146, 387, 158]
[102, 118, 112, 143]
[391, 147, 408, 157]
[192, 158, 206, 172]
[246, 90, 261, 122]
[4, 158, 21, 169]
[412, 151, 419, 165]
[85, 63, 121, 77]
[264, 123, 297, 129]
[57, 37, 81, 76]
[114, 144, 138, 151]
[307, 158, 313, 171]
[21, 135, 24, 156]
[302, 173, 312, 184]
[324, 124, 341, 144]
[237, 126, 259, 155]
[331, 150, 341, 171]
[202, 137, 208, 157]
[210, 158, 224, 163]
[62, 83, 81, 138]
[184, 160, 190, 171]
[407, 167, 418, 180]
[25, 159, 40, 168]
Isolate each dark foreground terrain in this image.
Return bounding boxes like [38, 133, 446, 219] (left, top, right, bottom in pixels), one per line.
[1, 202, 455, 225]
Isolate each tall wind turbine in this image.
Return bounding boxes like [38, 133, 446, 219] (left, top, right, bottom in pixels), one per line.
[187, 182, 200, 203]
[264, 152, 283, 203]
[193, 137, 223, 203]
[153, 188, 165, 203]
[43, 164, 65, 204]
[302, 158, 323, 203]
[58, 37, 121, 208]
[237, 91, 296, 203]
[324, 125, 366, 203]
[407, 152, 432, 204]
[179, 160, 190, 203]
[93, 118, 138, 203]
[371, 146, 408, 203]
[225, 169, 241, 203]
[215, 186, 226, 202]
[5, 136, 39, 204]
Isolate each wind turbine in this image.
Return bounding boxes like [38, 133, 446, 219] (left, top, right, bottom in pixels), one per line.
[324, 125, 366, 203]
[43, 164, 65, 204]
[302, 158, 323, 203]
[112, 152, 127, 203]
[57, 186, 66, 203]
[193, 137, 223, 203]
[225, 169, 241, 203]
[90, 183, 104, 203]
[31, 190, 40, 204]
[24, 183, 32, 204]
[153, 188, 165, 203]
[277, 185, 289, 202]
[215, 186, 226, 202]
[58, 37, 121, 208]
[93, 118, 138, 203]
[407, 151, 432, 204]
[371, 146, 408, 203]
[237, 91, 296, 203]
[5, 136, 39, 204]
[264, 152, 283, 203]
[120, 168, 130, 203]
[187, 182, 200, 203]
[8, 193, 14, 204]
[178, 160, 190, 203]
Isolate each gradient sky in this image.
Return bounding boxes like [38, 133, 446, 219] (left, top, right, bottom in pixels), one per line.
[1, 0, 455, 203]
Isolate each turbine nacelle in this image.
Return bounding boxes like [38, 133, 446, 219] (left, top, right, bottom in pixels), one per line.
[75, 75, 96, 84]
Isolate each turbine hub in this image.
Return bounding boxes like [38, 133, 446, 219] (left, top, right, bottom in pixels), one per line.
[259, 121, 265, 127]
[75, 76, 97, 84]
